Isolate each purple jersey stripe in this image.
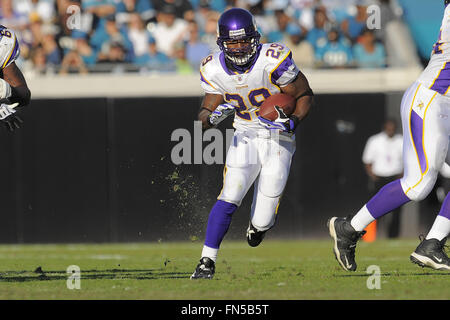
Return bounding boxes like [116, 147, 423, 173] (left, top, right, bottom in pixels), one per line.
[410, 109, 427, 174]
[430, 62, 450, 94]
[270, 51, 294, 85]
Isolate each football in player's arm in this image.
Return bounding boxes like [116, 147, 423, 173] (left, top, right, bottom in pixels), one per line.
[198, 70, 313, 131]
[0, 26, 31, 131]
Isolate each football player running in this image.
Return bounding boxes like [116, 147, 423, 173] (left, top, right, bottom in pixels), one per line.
[0, 25, 31, 131]
[328, 0, 450, 272]
[191, 8, 314, 279]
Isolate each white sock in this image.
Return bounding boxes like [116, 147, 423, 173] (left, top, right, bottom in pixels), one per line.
[426, 215, 450, 241]
[350, 205, 375, 231]
[201, 245, 218, 262]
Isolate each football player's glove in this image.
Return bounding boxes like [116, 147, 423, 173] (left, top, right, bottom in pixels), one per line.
[0, 102, 23, 131]
[258, 106, 299, 133]
[0, 78, 12, 100]
[207, 103, 235, 126]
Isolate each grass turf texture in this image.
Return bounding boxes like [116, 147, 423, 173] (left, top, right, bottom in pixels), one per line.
[0, 239, 448, 299]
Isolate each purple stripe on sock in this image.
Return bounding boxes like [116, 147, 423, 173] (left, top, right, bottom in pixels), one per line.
[410, 110, 427, 173]
[438, 193, 450, 219]
[366, 180, 410, 219]
[430, 62, 450, 95]
[204, 200, 237, 249]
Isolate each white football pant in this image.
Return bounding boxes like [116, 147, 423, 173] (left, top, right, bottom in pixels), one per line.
[217, 129, 296, 231]
[400, 81, 450, 200]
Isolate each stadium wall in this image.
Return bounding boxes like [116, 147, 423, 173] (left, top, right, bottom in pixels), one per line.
[0, 93, 389, 243]
[0, 68, 429, 243]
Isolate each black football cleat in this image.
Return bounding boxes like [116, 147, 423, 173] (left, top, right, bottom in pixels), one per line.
[190, 257, 215, 279]
[410, 237, 450, 271]
[246, 222, 267, 247]
[327, 216, 366, 271]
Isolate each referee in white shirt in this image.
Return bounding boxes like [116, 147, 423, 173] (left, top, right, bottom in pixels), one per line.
[362, 119, 403, 238]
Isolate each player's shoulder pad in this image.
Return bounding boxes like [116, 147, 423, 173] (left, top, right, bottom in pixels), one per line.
[0, 26, 20, 70]
[261, 42, 292, 64]
[199, 51, 221, 91]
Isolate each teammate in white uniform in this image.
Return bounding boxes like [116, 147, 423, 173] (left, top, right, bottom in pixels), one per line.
[0, 25, 31, 130]
[328, 1, 450, 272]
[191, 8, 314, 279]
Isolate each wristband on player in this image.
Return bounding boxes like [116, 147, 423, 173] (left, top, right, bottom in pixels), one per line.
[289, 115, 300, 131]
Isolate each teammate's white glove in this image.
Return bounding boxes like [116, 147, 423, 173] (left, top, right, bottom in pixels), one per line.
[0, 78, 12, 100]
[207, 103, 236, 126]
[0, 102, 23, 131]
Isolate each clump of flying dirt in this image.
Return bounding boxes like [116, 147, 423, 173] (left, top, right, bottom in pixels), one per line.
[163, 166, 208, 241]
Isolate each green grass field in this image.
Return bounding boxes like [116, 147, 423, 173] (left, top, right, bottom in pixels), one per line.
[0, 239, 448, 300]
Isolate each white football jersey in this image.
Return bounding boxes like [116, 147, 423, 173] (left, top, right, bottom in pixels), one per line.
[200, 43, 299, 132]
[0, 25, 20, 71]
[417, 4, 450, 96]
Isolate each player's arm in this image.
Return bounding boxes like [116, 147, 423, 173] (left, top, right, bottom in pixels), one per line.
[1, 62, 31, 106]
[259, 70, 314, 132]
[198, 93, 236, 130]
[280, 70, 314, 126]
[0, 62, 31, 131]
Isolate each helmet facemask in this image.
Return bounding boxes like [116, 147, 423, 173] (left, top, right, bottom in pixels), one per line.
[221, 37, 260, 66]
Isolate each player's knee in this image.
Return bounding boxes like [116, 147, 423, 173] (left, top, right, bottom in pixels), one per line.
[402, 173, 437, 201]
[258, 179, 284, 198]
[251, 215, 275, 232]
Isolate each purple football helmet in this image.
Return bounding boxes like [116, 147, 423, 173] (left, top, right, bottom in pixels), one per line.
[216, 8, 261, 66]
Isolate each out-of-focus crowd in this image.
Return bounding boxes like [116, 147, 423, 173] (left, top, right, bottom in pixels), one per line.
[0, 0, 403, 74]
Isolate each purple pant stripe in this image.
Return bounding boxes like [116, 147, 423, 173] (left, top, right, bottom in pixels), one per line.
[366, 180, 410, 219]
[204, 200, 237, 249]
[430, 62, 450, 95]
[410, 110, 427, 174]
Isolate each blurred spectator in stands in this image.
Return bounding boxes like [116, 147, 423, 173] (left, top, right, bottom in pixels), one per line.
[82, 0, 116, 38]
[362, 119, 403, 238]
[267, 10, 304, 43]
[55, 1, 88, 38]
[116, 0, 155, 26]
[185, 21, 211, 69]
[59, 30, 96, 74]
[248, 0, 276, 38]
[134, 36, 175, 72]
[290, 0, 315, 31]
[285, 20, 315, 68]
[194, 0, 214, 34]
[340, 1, 368, 42]
[59, 45, 89, 74]
[152, 5, 188, 57]
[98, 41, 127, 64]
[152, 0, 195, 22]
[0, 0, 29, 31]
[127, 13, 149, 58]
[30, 45, 47, 73]
[191, 0, 226, 12]
[321, 0, 355, 23]
[315, 28, 353, 68]
[173, 41, 194, 74]
[14, 0, 56, 24]
[199, 10, 220, 52]
[353, 28, 386, 68]
[91, 14, 134, 61]
[42, 30, 62, 65]
[306, 6, 329, 52]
